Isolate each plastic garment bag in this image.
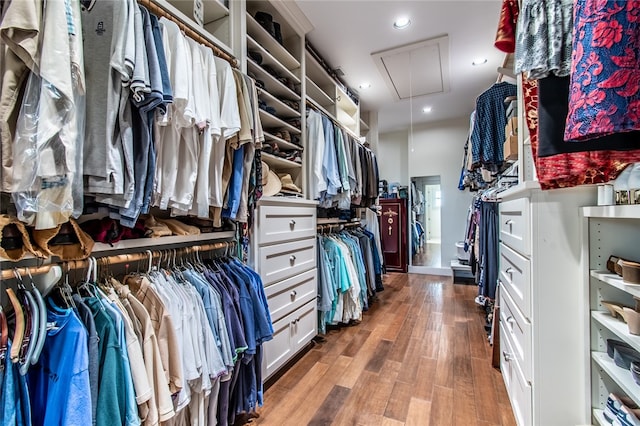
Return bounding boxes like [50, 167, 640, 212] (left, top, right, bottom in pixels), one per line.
[11, 0, 85, 230]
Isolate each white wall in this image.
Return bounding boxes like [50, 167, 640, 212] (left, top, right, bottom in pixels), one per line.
[378, 130, 408, 186]
[409, 118, 474, 265]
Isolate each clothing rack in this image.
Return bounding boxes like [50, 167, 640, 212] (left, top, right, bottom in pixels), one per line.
[317, 221, 362, 234]
[138, 0, 238, 68]
[0, 241, 235, 281]
[306, 98, 366, 145]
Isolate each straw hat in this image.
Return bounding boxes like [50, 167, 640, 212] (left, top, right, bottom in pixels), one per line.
[262, 161, 282, 196]
[278, 173, 301, 193]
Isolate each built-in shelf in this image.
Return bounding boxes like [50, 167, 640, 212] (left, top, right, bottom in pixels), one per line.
[593, 409, 607, 426]
[258, 89, 300, 119]
[497, 181, 541, 200]
[248, 59, 300, 101]
[264, 131, 302, 151]
[582, 205, 640, 219]
[156, 0, 231, 53]
[360, 118, 369, 132]
[592, 352, 640, 407]
[336, 86, 358, 116]
[245, 13, 300, 70]
[336, 108, 356, 126]
[305, 77, 334, 108]
[591, 270, 640, 298]
[305, 50, 335, 90]
[592, 311, 640, 352]
[247, 35, 300, 84]
[262, 152, 302, 169]
[258, 109, 301, 135]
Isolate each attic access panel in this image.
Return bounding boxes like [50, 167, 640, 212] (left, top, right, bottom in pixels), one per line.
[372, 35, 450, 101]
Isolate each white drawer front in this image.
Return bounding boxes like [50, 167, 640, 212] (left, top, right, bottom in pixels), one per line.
[500, 243, 531, 320]
[262, 300, 317, 379]
[291, 299, 317, 351]
[500, 322, 532, 426]
[258, 205, 317, 245]
[501, 285, 532, 384]
[265, 269, 317, 323]
[259, 238, 317, 286]
[500, 198, 530, 257]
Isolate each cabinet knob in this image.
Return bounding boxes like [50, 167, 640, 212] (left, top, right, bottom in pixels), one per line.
[502, 351, 512, 362]
[290, 220, 296, 227]
[290, 255, 297, 263]
[290, 290, 297, 298]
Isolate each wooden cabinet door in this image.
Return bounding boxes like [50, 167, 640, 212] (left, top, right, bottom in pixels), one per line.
[379, 198, 408, 272]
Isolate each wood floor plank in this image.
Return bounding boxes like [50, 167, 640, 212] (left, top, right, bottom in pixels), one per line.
[307, 385, 351, 426]
[255, 275, 516, 426]
[384, 380, 414, 421]
[365, 339, 394, 373]
[471, 357, 502, 424]
[382, 417, 406, 426]
[429, 386, 454, 425]
[434, 324, 455, 388]
[406, 398, 432, 426]
[342, 328, 373, 357]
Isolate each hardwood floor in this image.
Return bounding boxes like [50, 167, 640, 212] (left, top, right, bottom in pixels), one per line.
[254, 273, 517, 426]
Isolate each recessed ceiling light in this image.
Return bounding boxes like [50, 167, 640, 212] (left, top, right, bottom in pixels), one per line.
[393, 17, 411, 30]
[422, 106, 432, 113]
[359, 82, 371, 90]
[472, 58, 488, 66]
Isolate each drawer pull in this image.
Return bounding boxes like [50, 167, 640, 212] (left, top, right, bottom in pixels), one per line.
[505, 316, 515, 329]
[505, 267, 514, 276]
[290, 255, 297, 263]
[505, 219, 514, 226]
[290, 220, 296, 227]
[290, 290, 297, 298]
[503, 350, 512, 362]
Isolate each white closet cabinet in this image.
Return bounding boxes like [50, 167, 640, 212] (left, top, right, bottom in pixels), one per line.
[252, 197, 318, 379]
[498, 185, 594, 426]
[581, 205, 640, 424]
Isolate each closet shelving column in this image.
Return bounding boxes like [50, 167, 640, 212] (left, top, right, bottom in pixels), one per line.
[152, 0, 233, 53]
[581, 205, 640, 425]
[304, 50, 360, 136]
[245, 1, 305, 195]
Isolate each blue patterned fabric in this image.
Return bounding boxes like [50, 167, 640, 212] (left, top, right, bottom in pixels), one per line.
[471, 82, 517, 170]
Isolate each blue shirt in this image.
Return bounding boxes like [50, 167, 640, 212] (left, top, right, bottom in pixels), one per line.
[223, 145, 245, 220]
[28, 308, 91, 426]
[322, 116, 341, 197]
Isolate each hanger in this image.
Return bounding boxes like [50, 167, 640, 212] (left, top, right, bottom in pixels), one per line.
[18, 269, 38, 375]
[26, 267, 47, 366]
[6, 284, 25, 363]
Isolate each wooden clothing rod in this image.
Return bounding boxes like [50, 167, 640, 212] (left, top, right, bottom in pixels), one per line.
[138, 0, 238, 68]
[0, 241, 235, 280]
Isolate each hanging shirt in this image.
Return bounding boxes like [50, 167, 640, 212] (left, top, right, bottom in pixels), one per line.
[307, 109, 327, 199]
[28, 307, 91, 426]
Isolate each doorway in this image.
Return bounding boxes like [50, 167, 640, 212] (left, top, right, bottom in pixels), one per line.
[409, 175, 442, 270]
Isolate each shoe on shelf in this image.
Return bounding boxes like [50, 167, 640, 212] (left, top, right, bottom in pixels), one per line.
[602, 301, 633, 321]
[606, 394, 640, 424]
[624, 308, 640, 335]
[614, 405, 640, 426]
[607, 339, 634, 359]
[631, 361, 640, 386]
[279, 129, 291, 143]
[613, 345, 640, 369]
[273, 21, 283, 45]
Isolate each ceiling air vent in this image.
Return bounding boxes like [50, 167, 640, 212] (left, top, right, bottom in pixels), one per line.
[372, 35, 450, 101]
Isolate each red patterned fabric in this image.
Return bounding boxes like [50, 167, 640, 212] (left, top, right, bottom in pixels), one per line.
[495, 0, 519, 53]
[522, 77, 640, 189]
[565, 0, 640, 141]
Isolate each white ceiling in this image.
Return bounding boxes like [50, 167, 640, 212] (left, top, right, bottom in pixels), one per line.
[295, 0, 505, 133]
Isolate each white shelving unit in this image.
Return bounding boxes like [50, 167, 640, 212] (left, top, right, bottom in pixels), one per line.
[582, 205, 640, 424]
[245, 1, 305, 196]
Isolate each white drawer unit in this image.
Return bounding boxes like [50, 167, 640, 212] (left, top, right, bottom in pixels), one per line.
[264, 269, 317, 323]
[500, 243, 532, 320]
[253, 197, 318, 380]
[258, 238, 317, 286]
[500, 285, 531, 383]
[500, 322, 532, 426]
[258, 205, 317, 245]
[498, 185, 595, 426]
[262, 299, 317, 379]
[500, 197, 530, 257]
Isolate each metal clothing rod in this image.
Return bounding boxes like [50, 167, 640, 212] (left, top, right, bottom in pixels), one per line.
[138, 0, 238, 68]
[0, 241, 235, 280]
